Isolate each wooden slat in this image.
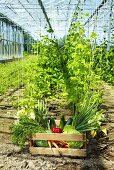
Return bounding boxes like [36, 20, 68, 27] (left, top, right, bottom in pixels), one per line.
[29, 147, 87, 156]
[31, 133, 86, 141]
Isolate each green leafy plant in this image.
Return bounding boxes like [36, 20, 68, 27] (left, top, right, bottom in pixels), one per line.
[72, 93, 105, 132]
[10, 100, 49, 147]
[31, 23, 103, 118]
[0, 55, 37, 95]
[60, 22, 101, 112]
[93, 45, 114, 85]
[32, 36, 65, 99]
[63, 125, 84, 148]
[10, 115, 45, 147]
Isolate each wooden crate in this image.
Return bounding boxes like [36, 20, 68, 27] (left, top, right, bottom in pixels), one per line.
[29, 133, 87, 157]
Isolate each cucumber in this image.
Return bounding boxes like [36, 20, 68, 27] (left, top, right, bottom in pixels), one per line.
[35, 140, 48, 147]
[59, 114, 66, 130]
[65, 117, 73, 125]
[49, 117, 56, 129]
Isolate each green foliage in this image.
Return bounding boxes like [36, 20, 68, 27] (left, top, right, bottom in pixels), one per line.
[47, 28, 54, 33]
[90, 32, 97, 39]
[17, 100, 49, 129]
[34, 100, 49, 129]
[9, 23, 103, 137]
[10, 115, 45, 147]
[35, 140, 48, 147]
[1, 21, 106, 145]
[63, 125, 83, 148]
[72, 93, 105, 132]
[49, 116, 56, 129]
[10, 100, 48, 147]
[93, 45, 114, 84]
[61, 22, 101, 111]
[59, 114, 66, 130]
[31, 23, 102, 114]
[0, 55, 37, 95]
[33, 36, 65, 99]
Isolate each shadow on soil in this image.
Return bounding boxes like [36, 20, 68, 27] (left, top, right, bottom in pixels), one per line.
[80, 134, 108, 170]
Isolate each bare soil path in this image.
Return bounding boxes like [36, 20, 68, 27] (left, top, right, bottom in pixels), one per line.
[0, 83, 114, 170]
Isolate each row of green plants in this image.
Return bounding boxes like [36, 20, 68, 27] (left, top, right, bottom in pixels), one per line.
[11, 22, 105, 148]
[0, 55, 37, 95]
[60, 23, 102, 112]
[93, 44, 114, 85]
[31, 22, 102, 112]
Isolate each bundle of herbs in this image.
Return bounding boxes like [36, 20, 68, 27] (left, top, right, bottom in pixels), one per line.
[72, 93, 105, 132]
[10, 100, 49, 147]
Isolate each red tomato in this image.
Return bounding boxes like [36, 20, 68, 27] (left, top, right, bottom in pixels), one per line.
[51, 127, 62, 133]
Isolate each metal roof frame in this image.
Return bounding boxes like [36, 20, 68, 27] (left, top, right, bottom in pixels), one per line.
[37, 0, 53, 31]
[0, 0, 114, 41]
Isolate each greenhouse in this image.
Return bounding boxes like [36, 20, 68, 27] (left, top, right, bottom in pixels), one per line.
[0, 0, 114, 169]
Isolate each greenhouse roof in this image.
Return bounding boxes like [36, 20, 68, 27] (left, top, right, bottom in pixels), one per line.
[0, 0, 113, 40]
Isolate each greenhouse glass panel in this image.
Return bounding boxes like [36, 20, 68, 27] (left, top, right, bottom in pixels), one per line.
[0, 0, 114, 60]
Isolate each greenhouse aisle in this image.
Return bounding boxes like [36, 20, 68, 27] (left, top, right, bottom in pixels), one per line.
[102, 83, 114, 151]
[0, 83, 114, 170]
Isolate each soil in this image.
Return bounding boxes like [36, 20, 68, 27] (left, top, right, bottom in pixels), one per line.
[0, 83, 114, 170]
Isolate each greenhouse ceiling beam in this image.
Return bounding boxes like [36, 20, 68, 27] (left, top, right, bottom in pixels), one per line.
[84, 0, 109, 26]
[18, 0, 41, 23]
[6, 5, 17, 15]
[37, 0, 53, 30]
